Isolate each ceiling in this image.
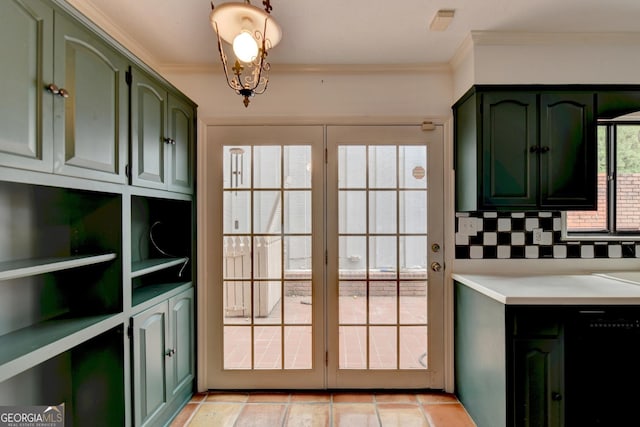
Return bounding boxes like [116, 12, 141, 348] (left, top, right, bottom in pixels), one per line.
[72, 0, 640, 68]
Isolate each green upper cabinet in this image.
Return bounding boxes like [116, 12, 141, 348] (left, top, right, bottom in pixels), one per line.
[0, 0, 54, 173]
[131, 68, 194, 194]
[539, 93, 595, 209]
[454, 86, 596, 211]
[0, 0, 127, 183]
[52, 11, 128, 184]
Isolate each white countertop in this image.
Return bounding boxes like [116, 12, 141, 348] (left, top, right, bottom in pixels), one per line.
[452, 272, 640, 305]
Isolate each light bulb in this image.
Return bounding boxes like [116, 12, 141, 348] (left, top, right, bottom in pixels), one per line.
[233, 31, 259, 63]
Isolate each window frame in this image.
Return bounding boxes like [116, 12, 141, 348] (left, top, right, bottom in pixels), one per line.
[563, 119, 640, 241]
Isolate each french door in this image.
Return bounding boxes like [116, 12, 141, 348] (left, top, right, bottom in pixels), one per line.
[204, 124, 444, 389]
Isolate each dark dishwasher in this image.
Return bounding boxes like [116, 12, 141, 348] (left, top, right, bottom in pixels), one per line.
[565, 308, 640, 426]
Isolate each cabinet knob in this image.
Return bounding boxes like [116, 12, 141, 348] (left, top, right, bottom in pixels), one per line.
[46, 84, 69, 98]
[165, 348, 176, 357]
[551, 392, 562, 401]
[539, 146, 550, 153]
[164, 137, 176, 145]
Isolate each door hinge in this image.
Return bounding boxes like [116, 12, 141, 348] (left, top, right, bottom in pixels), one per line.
[325, 351, 328, 366]
[325, 250, 328, 265]
[125, 67, 132, 85]
[125, 164, 130, 178]
[127, 325, 133, 339]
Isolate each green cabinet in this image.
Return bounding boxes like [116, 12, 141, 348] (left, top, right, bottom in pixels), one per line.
[0, 0, 128, 183]
[131, 68, 194, 194]
[0, 0, 54, 173]
[454, 87, 596, 211]
[52, 11, 129, 183]
[511, 310, 564, 427]
[132, 288, 194, 427]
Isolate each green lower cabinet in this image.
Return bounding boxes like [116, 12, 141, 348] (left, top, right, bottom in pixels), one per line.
[513, 338, 564, 427]
[132, 288, 194, 427]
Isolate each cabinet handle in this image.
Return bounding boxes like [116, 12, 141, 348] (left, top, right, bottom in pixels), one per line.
[529, 146, 539, 153]
[46, 84, 69, 98]
[539, 146, 550, 153]
[164, 137, 176, 145]
[165, 348, 176, 357]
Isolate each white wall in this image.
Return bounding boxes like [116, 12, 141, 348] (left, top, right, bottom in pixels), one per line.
[161, 67, 454, 121]
[451, 32, 640, 102]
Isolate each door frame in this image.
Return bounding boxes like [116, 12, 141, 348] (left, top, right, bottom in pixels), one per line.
[197, 118, 454, 392]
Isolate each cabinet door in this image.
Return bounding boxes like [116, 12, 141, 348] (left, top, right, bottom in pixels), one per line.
[167, 95, 194, 194]
[539, 93, 596, 209]
[132, 304, 169, 427]
[168, 289, 194, 399]
[52, 13, 128, 184]
[0, 0, 53, 173]
[513, 338, 564, 427]
[481, 92, 537, 209]
[131, 69, 168, 190]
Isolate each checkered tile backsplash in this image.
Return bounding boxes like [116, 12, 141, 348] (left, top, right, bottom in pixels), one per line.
[455, 212, 639, 259]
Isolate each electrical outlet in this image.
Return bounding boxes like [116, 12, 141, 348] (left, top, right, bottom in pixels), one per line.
[532, 228, 543, 244]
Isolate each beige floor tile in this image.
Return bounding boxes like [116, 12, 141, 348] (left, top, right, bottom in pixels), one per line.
[422, 402, 476, 427]
[378, 403, 428, 427]
[188, 403, 242, 427]
[285, 403, 331, 427]
[234, 403, 287, 427]
[333, 403, 379, 427]
[169, 403, 198, 427]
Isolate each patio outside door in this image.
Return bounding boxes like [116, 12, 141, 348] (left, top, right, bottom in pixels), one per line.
[204, 124, 444, 390]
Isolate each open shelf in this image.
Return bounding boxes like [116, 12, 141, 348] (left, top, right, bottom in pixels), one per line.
[0, 313, 122, 383]
[0, 253, 117, 281]
[132, 281, 192, 311]
[131, 257, 189, 278]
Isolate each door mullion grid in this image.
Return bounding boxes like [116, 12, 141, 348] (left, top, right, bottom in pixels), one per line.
[279, 144, 285, 370]
[250, 145, 255, 370]
[365, 145, 371, 370]
[395, 144, 400, 370]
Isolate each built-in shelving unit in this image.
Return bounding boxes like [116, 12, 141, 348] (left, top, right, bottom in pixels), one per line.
[0, 1, 196, 425]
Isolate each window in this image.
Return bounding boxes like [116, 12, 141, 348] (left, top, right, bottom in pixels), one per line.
[565, 120, 640, 239]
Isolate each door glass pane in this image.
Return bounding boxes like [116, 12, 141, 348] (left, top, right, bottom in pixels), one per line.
[339, 326, 366, 369]
[370, 191, 397, 234]
[339, 190, 366, 234]
[339, 146, 366, 188]
[254, 146, 281, 188]
[223, 144, 312, 371]
[253, 191, 281, 234]
[369, 326, 397, 369]
[223, 146, 250, 190]
[400, 326, 428, 369]
[369, 146, 396, 188]
[338, 143, 428, 371]
[284, 146, 311, 188]
[284, 191, 311, 233]
[399, 146, 427, 189]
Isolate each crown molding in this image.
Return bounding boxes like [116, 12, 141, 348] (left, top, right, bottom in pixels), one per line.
[158, 62, 451, 75]
[449, 33, 474, 71]
[64, 0, 160, 70]
[470, 31, 640, 46]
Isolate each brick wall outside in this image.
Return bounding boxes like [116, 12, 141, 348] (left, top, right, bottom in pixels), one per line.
[283, 270, 427, 297]
[567, 173, 640, 229]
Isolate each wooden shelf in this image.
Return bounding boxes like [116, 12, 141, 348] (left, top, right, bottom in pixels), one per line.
[131, 257, 189, 278]
[0, 253, 118, 281]
[132, 282, 192, 311]
[0, 313, 123, 383]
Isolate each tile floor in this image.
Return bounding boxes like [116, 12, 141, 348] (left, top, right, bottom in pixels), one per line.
[170, 391, 476, 427]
